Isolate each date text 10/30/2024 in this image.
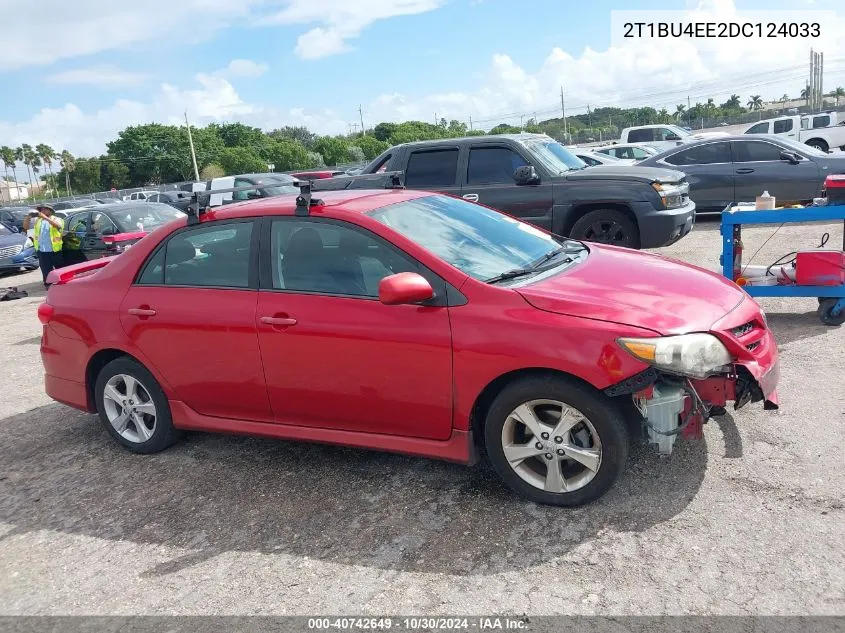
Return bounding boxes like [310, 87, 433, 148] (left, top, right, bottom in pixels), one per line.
[623, 22, 820, 38]
[307, 617, 529, 630]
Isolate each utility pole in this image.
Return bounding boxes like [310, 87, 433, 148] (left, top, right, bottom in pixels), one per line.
[184, 111, 200, 182]
[819, 52, 824, 109]
[469, 115, 473, 131]
[687, 95, 691, 125]
[358, 104, 366, 135]
[560, 85, 568, 143]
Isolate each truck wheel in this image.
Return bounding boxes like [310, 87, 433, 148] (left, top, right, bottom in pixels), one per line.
[818, 299, 845, 326]
[484, 375, 628, 507]
[570, 209, 640, 249]
[806, 139, 829, 153]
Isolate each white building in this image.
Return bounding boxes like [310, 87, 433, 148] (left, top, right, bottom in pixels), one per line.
[0, 180, 28, 202]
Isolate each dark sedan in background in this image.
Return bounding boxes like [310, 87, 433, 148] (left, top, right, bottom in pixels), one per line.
[0, 221, 37, 273]
[0, 207, 33, 232]
[146, 190, 192, 212]
[62, 202, 184, 264]
[637, 135, 845, 212]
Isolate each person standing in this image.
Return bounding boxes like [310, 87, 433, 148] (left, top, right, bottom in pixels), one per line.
[30, 203, 65, 288]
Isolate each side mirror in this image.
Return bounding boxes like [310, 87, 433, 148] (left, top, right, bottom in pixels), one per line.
[780, 151, 800, 164]
[378, 272, 434, 305]
[247, 191, 262, 199]
[666, 134, 681, 141]
[514, 165, 540, 185]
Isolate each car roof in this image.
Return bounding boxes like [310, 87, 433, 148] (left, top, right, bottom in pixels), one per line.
[200, 188, 433, 222]
[391, 133, 551, 149]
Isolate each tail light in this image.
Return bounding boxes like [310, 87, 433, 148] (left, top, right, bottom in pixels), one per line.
[37, 302, 54, 324]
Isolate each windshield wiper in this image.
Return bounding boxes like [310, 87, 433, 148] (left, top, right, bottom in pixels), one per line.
[485, 268, 538, 284]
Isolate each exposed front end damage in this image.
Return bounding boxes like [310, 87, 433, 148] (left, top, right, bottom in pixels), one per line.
[606, 299, 780, 455]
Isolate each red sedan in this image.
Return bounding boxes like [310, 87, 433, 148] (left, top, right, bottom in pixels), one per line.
[38, 188, 779, 506]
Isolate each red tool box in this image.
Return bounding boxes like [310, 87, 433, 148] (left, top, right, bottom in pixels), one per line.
[825, 174, 845, 205]
[795, 251, 845, 286]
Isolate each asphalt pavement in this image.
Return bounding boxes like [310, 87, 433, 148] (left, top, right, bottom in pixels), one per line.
[0, 217, 843, 616]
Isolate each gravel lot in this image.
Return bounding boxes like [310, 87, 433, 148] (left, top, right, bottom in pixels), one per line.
[0, 217, 843, 616]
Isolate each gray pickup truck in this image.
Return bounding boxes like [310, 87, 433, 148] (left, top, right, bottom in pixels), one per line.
[349, 133, 695, 249]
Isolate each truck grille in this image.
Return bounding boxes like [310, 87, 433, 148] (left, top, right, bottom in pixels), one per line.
[0, 244, 23, 259]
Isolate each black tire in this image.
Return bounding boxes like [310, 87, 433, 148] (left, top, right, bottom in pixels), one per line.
[484, 375, 629, 507]
[806, 139, 829, 153]
[94, 357, 180, 454]
[818, 298, 845, 326]
[570, 209, 640, 249]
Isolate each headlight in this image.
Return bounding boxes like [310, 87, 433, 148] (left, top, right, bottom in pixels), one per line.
[617, 333, 732, 379]
[652, 181, 689, 209]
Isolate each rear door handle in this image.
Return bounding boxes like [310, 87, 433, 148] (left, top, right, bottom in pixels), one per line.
[260, 316, 298, 327]
[735, 168, 755, 174]
[462, 193, 479, 202]
[127, 307, 156, 317]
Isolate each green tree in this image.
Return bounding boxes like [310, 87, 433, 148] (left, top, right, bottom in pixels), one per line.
[36, 144, 57, 197]
[208, 122, 267, 149]
[0, 146, 16, 189]
[746, 95, 763, 110]
[674, 104, 686, 121]
[351, 135, 390, 160]
[200, 164, 226, 180]
[722, 94, 741, 110]
[833, 86, 845, 105]
[488, 123, 521, 135]
[306, 151, 325, 168]
[70, 158, 104, 194]
[372, 122, 398, 142]
[268, 126, 316, 148]
[347, 145, 366, 163]
[103, 160, 130, 190]
[266, 139, 312, 171]
[15, 145, 36, 197]
[60, 150, 75, 196]
[217, 146, 267, 175]
[312, 136, 351, 166]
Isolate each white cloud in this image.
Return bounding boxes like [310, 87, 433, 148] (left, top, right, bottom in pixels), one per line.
[264, 0, 446, 60]
[45, 65, 151, 87]
[216, 59, 269, 78]
[2, 0, 844, 157]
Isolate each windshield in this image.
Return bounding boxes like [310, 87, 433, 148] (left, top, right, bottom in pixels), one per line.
[0, 222, 11, 235]
[111, 204, 184, 233]
[262, 183, 300, 196]
[522, 138, 586, 174]
[370, 195, 579, 282]
[775, 136, 828, 157]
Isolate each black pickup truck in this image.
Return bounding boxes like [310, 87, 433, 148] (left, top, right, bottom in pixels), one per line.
[348, 133, 695, 249]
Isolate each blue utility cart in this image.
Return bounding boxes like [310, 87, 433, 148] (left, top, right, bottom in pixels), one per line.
[720, 203, 845, 326]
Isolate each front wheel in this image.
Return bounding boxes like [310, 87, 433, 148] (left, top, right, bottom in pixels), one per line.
[484, 376, 629, 507]
[94, 357, 180, 453]
[806, 139, 829, 153]
[818, 298, 845, 326]
[569, 209, 640, 249]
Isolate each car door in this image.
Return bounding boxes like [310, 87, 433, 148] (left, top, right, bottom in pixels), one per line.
[62, 211, 91, 265]
[82, 210, 121, 259]
[402, 146, 462, 198]
[119, 219, 273, 422]
[462, 144, 556, 230]
[255, 217, 454, 440]
[732, 139, 822, 204]
[659, 140, 735, 212]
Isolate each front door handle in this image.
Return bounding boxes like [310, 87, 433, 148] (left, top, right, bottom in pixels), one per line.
[127, 307, 156, 317]
[462, 193, 479, 202]
[735, 168, 755, 174]
[260, 315, 298, 327]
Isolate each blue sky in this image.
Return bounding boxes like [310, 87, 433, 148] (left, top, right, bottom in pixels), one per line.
[1, 0, 844, 159]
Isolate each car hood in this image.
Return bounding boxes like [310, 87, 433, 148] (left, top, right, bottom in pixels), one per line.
[516, 244, 746, 335]
[0, 232, 25, 249]
[562, 164, 686, 183]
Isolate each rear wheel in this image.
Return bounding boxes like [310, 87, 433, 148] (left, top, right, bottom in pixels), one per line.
[484, 376, 628, 507]
[570, 209, 640, 248]
[94, 357, 180, 453]
[806, 139, 829, 153]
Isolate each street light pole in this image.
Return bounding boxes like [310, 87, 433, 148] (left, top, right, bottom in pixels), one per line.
[184, 111, 200, 182]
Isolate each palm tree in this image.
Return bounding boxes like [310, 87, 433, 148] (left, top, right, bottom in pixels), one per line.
[0, 146, 15, 192]
[675, 104, 686, 121]
[36, 144, 57, 198]
[834, 86, 845, 106]
[14, 146, 34, 199]
[725, 94, 741, 109]
[747, 95, 763, 110]
[800, 85, 810, 105]
[60, 150, 75, 197]
[658, 108, 670, 123]
[31, 156, 42, 196]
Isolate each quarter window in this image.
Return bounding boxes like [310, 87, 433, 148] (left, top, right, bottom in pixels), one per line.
[268, 219, 421, 297]
[467, 147, 528, 184]
[405, 149, 459, 187]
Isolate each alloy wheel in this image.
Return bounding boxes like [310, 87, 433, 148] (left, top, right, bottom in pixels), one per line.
[500, 399, 602, 493]
[101, 373, 157, 443]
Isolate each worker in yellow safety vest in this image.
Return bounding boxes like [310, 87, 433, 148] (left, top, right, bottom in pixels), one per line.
[28, 203, 65, 288]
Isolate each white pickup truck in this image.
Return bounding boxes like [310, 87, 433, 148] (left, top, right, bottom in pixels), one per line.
[617, 124, 729, 152]
[743, 112, 845, 153]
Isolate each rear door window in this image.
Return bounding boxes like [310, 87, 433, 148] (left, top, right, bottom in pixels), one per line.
[773, 119, 793, 134]
[664, 142, 732, 165]
[627, 129, 655, 142]
[405, 149, 459, 187]
[467, 147, 528, 184]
